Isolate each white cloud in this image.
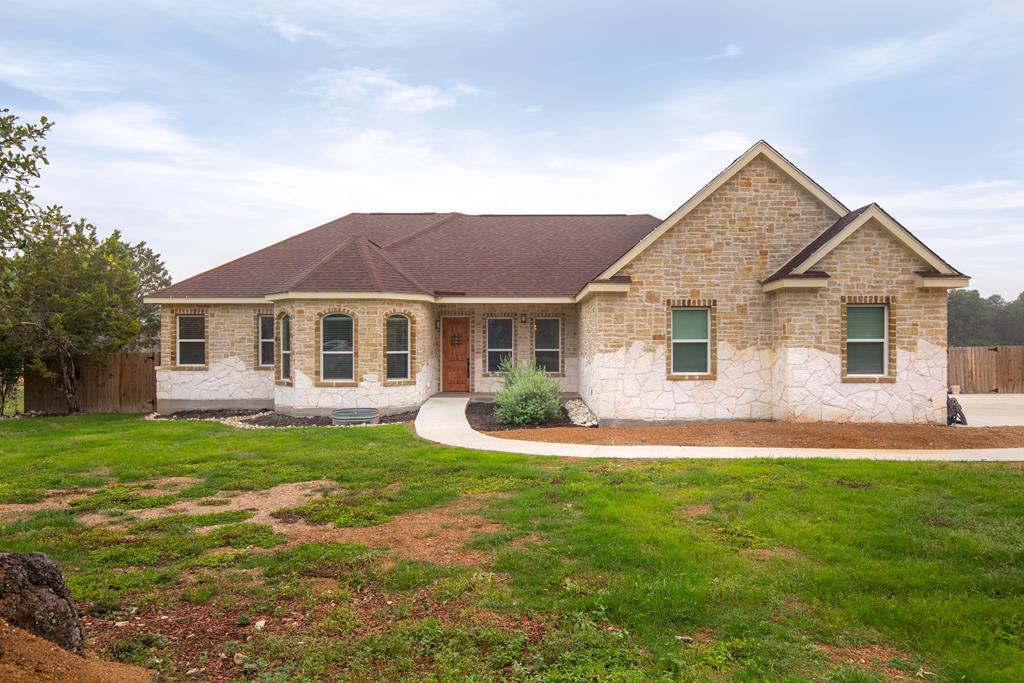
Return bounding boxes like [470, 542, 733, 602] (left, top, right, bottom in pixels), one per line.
[306, 67, 468, 112]
[261, 14, 337, 44]
[47, 103, 206, 160]
[0, 44, 116, 102]
[522, 105, 543, 114]
[702, 43, 742, 61]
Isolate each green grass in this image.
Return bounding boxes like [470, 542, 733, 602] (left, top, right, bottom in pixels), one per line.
[0, 414, 1022, 680]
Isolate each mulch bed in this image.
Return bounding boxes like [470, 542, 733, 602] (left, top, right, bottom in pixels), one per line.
[159, 409, 418, 427]
[465, 401, 576, 432]
[486, 420, 1024, 450]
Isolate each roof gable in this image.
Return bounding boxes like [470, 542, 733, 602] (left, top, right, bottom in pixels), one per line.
[763, 203, 963, 284]
[595, 140, 848, 280]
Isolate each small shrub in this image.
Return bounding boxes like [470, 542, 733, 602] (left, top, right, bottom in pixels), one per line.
[494, 358, 562, 426]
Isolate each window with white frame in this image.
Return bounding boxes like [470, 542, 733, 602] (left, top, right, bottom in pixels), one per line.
[670, 308, 710, 374]
[846, 305, 887, 376]
[486, 318, 513, 372]
[322, 314, 354, 381]
[386, 315, 410, 380]
[258, 315, 274, 367]
[533, 318, 560, 372]
[280, 315, 291, 380]
[176, 315, 205, 366]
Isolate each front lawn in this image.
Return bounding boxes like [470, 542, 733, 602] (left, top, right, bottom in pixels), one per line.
[0, 415, 1022, 681]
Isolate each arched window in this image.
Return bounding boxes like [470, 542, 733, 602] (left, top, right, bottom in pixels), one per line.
[280, 315, 291, 380]
[321, 314, 354, 381]
[386, 315, 410, 380]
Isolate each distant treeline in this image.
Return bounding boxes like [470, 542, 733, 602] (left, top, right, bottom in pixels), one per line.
[948, 290, 1024, 347]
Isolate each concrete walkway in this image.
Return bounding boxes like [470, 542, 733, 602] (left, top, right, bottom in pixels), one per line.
[954, 394, 1024, 427]
[414, 396, 1024, 461]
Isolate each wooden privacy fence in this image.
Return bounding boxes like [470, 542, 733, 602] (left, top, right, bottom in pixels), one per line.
[948, 346, 1024, 394]
[24, 352, 159, 414]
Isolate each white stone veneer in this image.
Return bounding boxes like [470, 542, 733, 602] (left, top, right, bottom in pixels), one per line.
[580, 342, 774, 422]
[772, 340, 946, 423]
[156, 357, 274, 402]
[274, 362, 438, 415]
[580, 339, 946, 424]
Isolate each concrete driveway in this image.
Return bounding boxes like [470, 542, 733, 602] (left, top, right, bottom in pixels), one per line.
[954, 394, 1024, 427]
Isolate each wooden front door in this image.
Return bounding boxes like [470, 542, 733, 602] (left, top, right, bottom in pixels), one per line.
[442, 317, 470, 392]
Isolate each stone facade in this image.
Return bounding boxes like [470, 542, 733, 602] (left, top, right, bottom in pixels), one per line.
[155, 157, 952, 423]
[435, 304, 579, 393]
[271, 299, 436, 415]
[768, 218, 947, 423]
[578, 158, 948, 424]
[156, 304, 275, 412]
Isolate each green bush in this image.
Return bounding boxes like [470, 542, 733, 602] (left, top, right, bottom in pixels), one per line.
[493, 357, 562, 426]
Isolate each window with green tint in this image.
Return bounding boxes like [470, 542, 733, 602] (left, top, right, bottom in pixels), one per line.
[386, 315, 410, 380]
[846, 305, 886, 375]
[671, 308, 709, 374]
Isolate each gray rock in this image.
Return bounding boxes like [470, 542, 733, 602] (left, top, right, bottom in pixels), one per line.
[0, 551, 84, 653]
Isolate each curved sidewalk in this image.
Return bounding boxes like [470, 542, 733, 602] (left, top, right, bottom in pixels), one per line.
[414, 396, 1024, 461]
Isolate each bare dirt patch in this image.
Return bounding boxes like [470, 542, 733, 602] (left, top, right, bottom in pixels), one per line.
[742, 546, 801, 561]
[129, 480, 336, 528]
[0, 489, 94, 523]
[681, 503, 711, 519]
[818, 642, 915, 682]
[115, 482, 503, 567]
[281, 496, 505, 567]
[488, 421, 1024, 450]
[0, 618, 151, 683]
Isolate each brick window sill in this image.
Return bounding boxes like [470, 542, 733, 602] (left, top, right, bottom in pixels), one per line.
[667, 373, 717, 382]
[384, 380, 416, 387]
[255, 366, 274, 372]
[841, 375, 896, 384]
[163, 365, 208, 372]
[275, 379, 292, 387]
[315, 381, 359, 388]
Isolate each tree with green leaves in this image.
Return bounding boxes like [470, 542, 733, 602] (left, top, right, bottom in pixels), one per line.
[2, 207, 142, 412]
[129, 241, 171, 350]
[0, 108, 52, 252]
[948, 289, 1024, 346]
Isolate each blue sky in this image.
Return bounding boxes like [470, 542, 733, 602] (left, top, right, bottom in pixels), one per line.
[3, 0, 1022, 296]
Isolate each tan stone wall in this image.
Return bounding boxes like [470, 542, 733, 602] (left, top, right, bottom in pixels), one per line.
[578, 156, 839, 421]
[769, 218, 947, 422]
[577, 157, 947, 423]
[271, 299, 436, 413]
[156, 304, 275, 407]
[436, 304, 579, 393]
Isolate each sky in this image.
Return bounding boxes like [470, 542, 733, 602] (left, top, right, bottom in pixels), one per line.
[2, 0, 1023, 297]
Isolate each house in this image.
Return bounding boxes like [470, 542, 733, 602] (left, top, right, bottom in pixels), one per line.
[145, 140, 969, 423]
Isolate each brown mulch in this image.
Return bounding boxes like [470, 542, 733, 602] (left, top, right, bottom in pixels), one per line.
[486, 421, 1024, 450]
[466, 401, 576, 432]
[0, 618, 152, 683]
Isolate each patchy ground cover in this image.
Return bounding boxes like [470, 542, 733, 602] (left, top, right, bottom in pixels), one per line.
[488, 420, 1024, 449]
[0, 415, 1022, 680]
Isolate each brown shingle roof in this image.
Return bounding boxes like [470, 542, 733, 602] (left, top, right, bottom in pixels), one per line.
[149, 213, 662, 299]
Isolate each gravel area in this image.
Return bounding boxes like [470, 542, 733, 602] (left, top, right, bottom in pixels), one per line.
[155, 409, 263, 420]
[154, 408, 418, 428]
[485, 421, 1024, 450]
[465, 401, 576, 432]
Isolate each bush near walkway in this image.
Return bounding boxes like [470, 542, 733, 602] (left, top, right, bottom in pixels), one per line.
[494, 358, 563, 426]
[0, 415, 1022, 681]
